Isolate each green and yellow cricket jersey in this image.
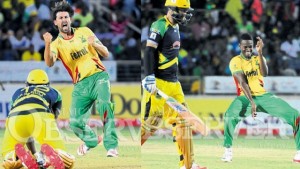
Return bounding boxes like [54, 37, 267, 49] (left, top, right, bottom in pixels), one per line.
[229, 54, 267, 96]
[51, 27, 105, 83]
[147, 16, 180, 82]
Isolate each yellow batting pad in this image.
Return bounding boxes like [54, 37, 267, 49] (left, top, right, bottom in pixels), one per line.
[176, 122, 194, 169]
[57, 149, 75, 169]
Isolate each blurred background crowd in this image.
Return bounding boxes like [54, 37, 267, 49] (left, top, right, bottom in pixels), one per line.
[141, 0, 300, 77]
[0, 0, 141, 61]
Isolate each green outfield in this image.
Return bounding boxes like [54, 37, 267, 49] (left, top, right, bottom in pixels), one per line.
[142, 134, 300, 169]
[0, 127, 141, 169]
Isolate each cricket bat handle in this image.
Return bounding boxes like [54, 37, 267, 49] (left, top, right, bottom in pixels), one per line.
[156, 89, 168, 99]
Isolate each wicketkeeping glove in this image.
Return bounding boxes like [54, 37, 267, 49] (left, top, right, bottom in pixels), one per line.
[142, 74, 156, 94]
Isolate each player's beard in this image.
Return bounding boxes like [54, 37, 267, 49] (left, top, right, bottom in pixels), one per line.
[60, 24, 71, 34]
[244, 50, 252, 58]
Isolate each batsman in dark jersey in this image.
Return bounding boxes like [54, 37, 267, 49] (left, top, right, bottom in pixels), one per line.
[1, 69, 75, 169]
[141, 0, 206, 168]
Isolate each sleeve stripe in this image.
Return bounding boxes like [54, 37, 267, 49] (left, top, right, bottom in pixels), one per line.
[146, 39, 158, 46]
[232, 70, 243, 74]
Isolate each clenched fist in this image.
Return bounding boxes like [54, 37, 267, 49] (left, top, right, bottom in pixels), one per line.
[43, 32, 53, 44]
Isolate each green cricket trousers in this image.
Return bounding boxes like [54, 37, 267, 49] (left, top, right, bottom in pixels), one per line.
[224, 93, 300, 150]
[70, 71, 118, 150]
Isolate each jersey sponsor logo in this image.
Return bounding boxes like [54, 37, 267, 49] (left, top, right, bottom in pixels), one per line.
[70, 47, 88, 60]
[149, 32, 157, 40]
[80, 36, 87, 43]
[172, 41, 180, 49]
[245, 69, 258, 77]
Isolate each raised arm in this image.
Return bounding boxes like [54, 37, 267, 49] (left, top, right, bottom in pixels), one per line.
[256, 37, 268, 77]
[43, 32, 57, 67]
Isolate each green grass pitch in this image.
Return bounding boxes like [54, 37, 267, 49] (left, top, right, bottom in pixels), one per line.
[142, 134, 300, 169]
[0, 127, 141, 169]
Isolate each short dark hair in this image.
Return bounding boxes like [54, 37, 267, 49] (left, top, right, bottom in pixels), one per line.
[240, 33, 253, 42]
[52, 1, 74, 20]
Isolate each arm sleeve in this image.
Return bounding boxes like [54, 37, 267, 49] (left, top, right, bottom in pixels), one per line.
[52, 89, 62, 118]
[144, 20, 165, 76]
[144, 46, 156, 76]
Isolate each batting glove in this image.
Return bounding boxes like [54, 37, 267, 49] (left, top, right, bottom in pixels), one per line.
[142, 74, 156, 94]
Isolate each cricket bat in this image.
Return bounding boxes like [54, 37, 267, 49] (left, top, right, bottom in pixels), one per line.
[156, 89, 210, 136]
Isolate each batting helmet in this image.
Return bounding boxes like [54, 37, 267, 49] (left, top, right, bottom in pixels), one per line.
[165, 0, 191, 8]
[164, 0, 193, 25]
[26, 69, 49, 85]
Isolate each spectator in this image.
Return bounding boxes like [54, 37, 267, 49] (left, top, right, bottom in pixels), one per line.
[9, 27, 30, 57]
[0, 39, 19, 60]
[24, 0, 50, 22]
[280, 34, 300, 59]
[73, 2, 94, 27]
[21, 44, 42, 61]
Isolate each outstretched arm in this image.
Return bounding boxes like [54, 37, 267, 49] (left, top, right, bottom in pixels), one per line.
[233, 72, 257, 118]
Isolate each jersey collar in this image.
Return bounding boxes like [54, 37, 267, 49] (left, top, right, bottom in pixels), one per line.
[58, 27, 75, 40]
[164, 15, 175, 27]
[240, 53, 252, 61]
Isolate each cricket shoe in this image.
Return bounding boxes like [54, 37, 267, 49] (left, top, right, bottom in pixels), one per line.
[15, 143, 39, 169]
[107, 149, 119, 157]
[221, 148, 232, 162]
[179, 163, 207, 169]
[77, 136, 103, 156]
[293, 151, 300, 163]
[41, 144, 64, 169]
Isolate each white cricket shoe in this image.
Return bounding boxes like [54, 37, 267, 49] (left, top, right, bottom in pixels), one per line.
[179, 162, 207, 169]
[221, 148, 232, 162]
[107, 149, 119, 157]
[77, 136, 102, 156]
[293, 151, 300, 163]
[77, 144, 90, 156]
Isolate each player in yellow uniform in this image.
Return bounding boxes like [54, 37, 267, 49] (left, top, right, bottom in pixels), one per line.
[1, 69, 75, 169]
[141, 0, 206, 168]
[222, 33, 300, 163]
[43, 1, 118, 157]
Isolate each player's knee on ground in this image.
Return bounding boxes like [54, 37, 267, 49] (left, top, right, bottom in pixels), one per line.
[57, 149, 75, 169]
[2, 151, 23, 169]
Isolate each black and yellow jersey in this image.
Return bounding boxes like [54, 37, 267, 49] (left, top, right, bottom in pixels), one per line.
[9, 85, 62, 117]
[147, 16, 180, 82]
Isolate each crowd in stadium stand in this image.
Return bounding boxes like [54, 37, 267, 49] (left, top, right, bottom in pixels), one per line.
[0, 0, 141, 61]
[142, 0, 300, 76]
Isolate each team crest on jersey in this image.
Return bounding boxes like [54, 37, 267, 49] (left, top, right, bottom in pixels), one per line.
[80, 36, 86, 43]
[172, 41, 180, 49]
